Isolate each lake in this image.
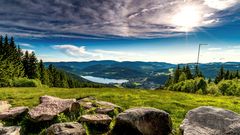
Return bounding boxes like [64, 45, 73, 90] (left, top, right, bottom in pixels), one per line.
[81, 76, 128, 84]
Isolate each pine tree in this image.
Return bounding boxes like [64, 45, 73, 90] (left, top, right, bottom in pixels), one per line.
[194, 65, 200, 78]
[22, 51, 30, 77]
[236, 70, 239, 79]
[0, 36, 3, 55]
[165, 75, 172, 87]
[48, 64, 56, 87]
[185, 65, 193, 79]
[208, 78, 212, 83]
[179, 72, 187, 82]
[38, 60, 49, 85]
[28, 52, 39, 79]
[2, 35, 9, 58]
[215, 66, 225, 83]
[173, 65, 180, 83]
[225, 70, 230, 80]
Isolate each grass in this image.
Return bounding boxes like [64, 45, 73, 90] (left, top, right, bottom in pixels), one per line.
[1, 87, 240, 133]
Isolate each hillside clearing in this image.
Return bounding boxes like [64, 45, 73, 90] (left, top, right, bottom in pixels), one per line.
[0, 87, 240, 133]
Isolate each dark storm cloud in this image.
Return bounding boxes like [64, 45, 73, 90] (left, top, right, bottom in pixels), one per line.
[0, 0, 239, 39]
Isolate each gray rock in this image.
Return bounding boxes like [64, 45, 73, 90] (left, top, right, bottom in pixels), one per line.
[28, 95, 76, 121]
[112, 107, 172, 135]
[46, 122, 86, 135]
[69, 102, 81, 113]
[79, 114, 112, 125]
[78, 97, 122, 116]
[0, 126, 21, 135]
[0, 101, 11, 113]
[180, 106, 240, 135]
[0, 106, 28, 120]
[79, 114, 112, 134]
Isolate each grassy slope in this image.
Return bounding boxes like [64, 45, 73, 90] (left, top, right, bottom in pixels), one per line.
[1, 87, 240, 133]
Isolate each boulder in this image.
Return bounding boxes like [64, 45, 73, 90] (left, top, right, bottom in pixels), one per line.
[46, 122, 86, 135]
[28, 95, 76, 122]
[79, 114, 112, 125]
[0, 101, 11, 113]
[79, 114, 112, 134]
[0, 107, 28, 120]
[95, 101, 122, 114]
[180, 106, 240, 135]
[112, 107, 172, 135]
[69, 102, 81, 113]
[0, 126, 21, 135]
[78, 97, 122, 116]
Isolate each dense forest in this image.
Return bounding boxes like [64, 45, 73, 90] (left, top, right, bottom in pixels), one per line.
[165, 65, 240, 96]
[0, 35, 106, 88]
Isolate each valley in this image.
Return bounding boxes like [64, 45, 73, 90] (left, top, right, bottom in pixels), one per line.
[45, 61, 240, 89]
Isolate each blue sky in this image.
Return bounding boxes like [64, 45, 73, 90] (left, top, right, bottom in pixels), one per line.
[0, 0, 240, 63]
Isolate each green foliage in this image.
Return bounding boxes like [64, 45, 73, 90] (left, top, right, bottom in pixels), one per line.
[207, 82, 221, 96]
[12, 78, 42, 87]
[179, 72, 187, 82]
[218, 79, 240, 96]
[166, 64, 240, 96]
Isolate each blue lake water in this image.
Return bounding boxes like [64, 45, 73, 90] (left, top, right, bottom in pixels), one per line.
[81, 76, 128, 84]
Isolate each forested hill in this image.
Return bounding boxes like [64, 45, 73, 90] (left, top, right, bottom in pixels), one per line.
[0, 35, 107, 88]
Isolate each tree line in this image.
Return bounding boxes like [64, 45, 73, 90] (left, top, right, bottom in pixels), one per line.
[165, 64, 240, 96]
[0, 35, 106, 88]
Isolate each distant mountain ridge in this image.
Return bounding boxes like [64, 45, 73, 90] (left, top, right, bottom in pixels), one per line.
[45, 61, 240, 89]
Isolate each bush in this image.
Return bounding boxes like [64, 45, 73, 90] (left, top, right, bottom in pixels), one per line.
[196, 78, 207, 94]
[207, 83, 221, 96]
[0, 78, 12, 87]
[13, 78, 42, 87]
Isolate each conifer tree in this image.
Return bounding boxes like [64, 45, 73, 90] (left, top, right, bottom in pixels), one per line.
[194, 65, 200, 78]
[173, 65, 180, 83]
[225, 70, 230, 80]
[28, 52, 39, 79]
[236, 70, 239, 79]
[0, 36, 3, 55]
[179, 72, 187, 82]
[165, 75, 172, 87]
[215, 66, 225, 83]
[38, 60, 49, 85]
[22, 51, 30, 77]
[185, 65, 193, 79]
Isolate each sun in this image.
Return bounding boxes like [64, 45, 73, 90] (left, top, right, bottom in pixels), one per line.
[171, 5, 202, 32]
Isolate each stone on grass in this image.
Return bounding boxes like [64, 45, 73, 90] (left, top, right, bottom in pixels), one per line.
[79, 114, 112, 134]
[79, 114, 112, 125]
[0, 107, 28, 120]
[180, 106, 240, 135]
[28, 95, 76, 122]
[0, 101, 11, 113]
[46, 122, 86, 135]
[112, 107, 172, 135]
[77, 97, 122, 116]
[0, 126, 21, 135]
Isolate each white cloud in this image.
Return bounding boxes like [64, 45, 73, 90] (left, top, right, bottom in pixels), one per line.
[204, 0, 239, 10]
[52, 45, 98, 58]
[0, 0, 239, 38]
[208, 47, 222, 51]
[19, 43, 34, 48]
[52, 44, 150, 62]
[233, 46, 240, 49]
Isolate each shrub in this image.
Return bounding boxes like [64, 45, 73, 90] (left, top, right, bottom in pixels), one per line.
[13, 78, 42, 87]
[0, 78, 12, 87]
[207, 83, 221, 96]
[196, 78, 207, 94]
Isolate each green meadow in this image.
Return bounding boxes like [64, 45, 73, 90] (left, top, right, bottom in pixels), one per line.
[1, 87, 240, 133]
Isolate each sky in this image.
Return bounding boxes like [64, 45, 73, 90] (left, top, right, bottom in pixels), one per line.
[0, 0, 240, 64]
